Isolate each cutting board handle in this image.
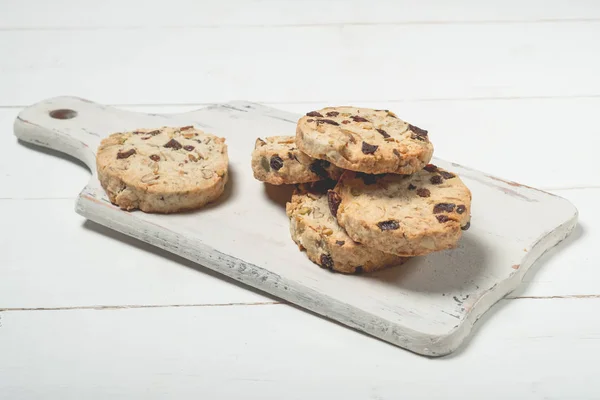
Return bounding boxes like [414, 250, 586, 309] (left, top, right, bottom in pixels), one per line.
[13, 96, 114, 171]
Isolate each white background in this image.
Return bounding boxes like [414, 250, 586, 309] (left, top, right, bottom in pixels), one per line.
[1, 1, 599, 399]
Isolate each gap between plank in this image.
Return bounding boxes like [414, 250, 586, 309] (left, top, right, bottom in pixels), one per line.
[1, 296, 599, 313]
[1, 18, 599, 31]
[0, 301, 282, 312]
[3, 185, 600, 201]
[3, 94, 600, 110]
[507, 294, 600, 300]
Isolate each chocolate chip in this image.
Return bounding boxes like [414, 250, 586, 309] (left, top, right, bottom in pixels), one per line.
[461, 221, 471, 230]
[416, 188, 431, 197]
[164, 139, 182, 150]
[409, 124, 428, 137]
[456, 205, 466, 214]
[320, 254, 334, 270]
[342, 120, 351, 124]
[288, 151, 298, 161]
[377, 220, 400, 231]
[430, 175, 443, 185]
[149, 154, 160, 162]
[317, 119, 339, 126]
[393, 149, 402, 158]
[436, 215, 450, 223]
[408, 183, 417, 190]
[361, 141, 378, 155]
[306, 111, 323, 117]
[117, 149, 136, 159]
[336, 240, 345, 246]
[376, 128, 390, 138]
[270, 155, 284, 171]
[433, 203, 456, 213]
[351, 116, 369, 123]
[310, 160, 329, 179]
[326, 111, 339, 117]
[355, 266, 364, 274]
[306, 119, 314, 123]
[412, 133, 429, 142]
[440, 171, 456, 179]
[180, 126, 193, 131]
[146, 130, 161, 136]
[424, 164, 438, 172]
[183, 145, 195, 151]
[327, 190, 342, 217]
[410, 124, 429, 142]
[141, 136, 152, 140]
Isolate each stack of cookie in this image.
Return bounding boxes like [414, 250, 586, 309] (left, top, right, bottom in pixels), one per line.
[252, 107, 472, 274]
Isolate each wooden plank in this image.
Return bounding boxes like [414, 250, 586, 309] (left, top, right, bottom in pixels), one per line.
[1, 22, 599, 106]
[4, 97, 600, 200]
[1, 0, 598, 29]
[0, 108, 92, 199]
[0, 198, 270, 309]
[274, 99, 600, 190]
[1, 298, 599, 398]
[0, 186, 594, 310]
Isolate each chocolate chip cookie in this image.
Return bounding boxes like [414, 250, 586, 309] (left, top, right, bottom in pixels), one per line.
[286, 182, 409, 274]
[332, 165, 471, 257]
[252, 136, 342, 185]
[296, 107, 434, 175]
[96, 126, 228, 213]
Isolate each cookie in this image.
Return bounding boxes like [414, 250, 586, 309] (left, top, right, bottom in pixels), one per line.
[96, 126, 228, 213]
[333, 164, 471, 257]
[286, 182, 409, 274]
[296, 107, 434, 175]
[252, 136, 343, 185]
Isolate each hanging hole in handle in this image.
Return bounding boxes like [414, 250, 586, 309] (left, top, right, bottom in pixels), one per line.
[49, 109, 78, 120]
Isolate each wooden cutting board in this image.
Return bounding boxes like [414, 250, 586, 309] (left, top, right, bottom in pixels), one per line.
[14, 96, 578, 356]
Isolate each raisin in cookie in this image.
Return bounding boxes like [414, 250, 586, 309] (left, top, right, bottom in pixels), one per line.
[286, 182, 408, 274]
[332, 165, 471, 257]
[252, 136, 342, 185]
[296, 107, 434, 175]
[96, 126, 228, 213]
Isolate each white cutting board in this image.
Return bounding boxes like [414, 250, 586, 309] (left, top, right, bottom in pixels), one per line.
[14, 96, 578, 357]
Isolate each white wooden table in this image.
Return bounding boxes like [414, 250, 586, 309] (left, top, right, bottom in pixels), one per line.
[1, 1, 599, 398]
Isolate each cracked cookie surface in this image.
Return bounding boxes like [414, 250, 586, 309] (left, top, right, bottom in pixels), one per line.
[96, 126, 228, 213]
[333, 165, 472, 257]
[252, 135, 342, 185]
[286, 182, 408, 274]
[296, 107, 434, 175]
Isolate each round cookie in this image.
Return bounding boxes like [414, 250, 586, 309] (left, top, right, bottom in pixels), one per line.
[296, 107, 434, 175]
[332, 164, 472, 257]
[96, 126, 228, 213]
[252, 136, 343, 185]
[286, 182, 409, 274]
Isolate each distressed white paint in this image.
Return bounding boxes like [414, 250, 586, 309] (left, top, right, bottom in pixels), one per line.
[13, 96, 578, 356]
